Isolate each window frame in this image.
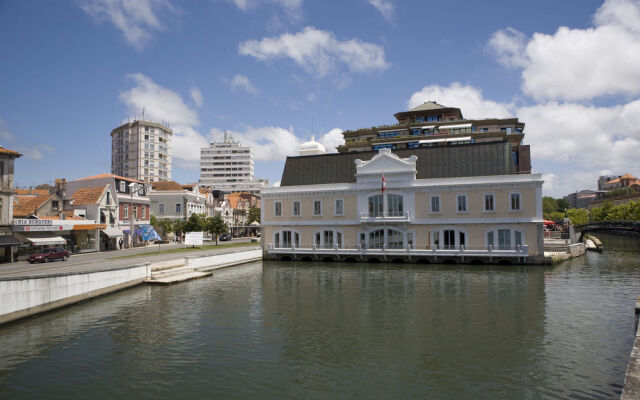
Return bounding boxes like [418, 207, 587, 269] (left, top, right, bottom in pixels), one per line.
[509, 192, 522, 212]
[313, 199, 322, 217]
[483, 192, 496, 213]
[456, 194, 468, 213]
[292, 199, 301, 217]
[274, 200, 282, 217]
[429, 194, 441, 214]
[334, 198, 344, 216]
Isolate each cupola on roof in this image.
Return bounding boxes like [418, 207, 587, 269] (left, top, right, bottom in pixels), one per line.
[298, 136, 327, 156]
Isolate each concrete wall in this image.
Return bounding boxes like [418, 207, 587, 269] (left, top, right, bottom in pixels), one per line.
[0, 265, 149, 325]
[187, 249, 262, 270]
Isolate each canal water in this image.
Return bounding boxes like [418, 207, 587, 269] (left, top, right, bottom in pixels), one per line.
[1, 233, 639, 399]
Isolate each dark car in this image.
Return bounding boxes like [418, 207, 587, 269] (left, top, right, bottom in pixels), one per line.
[27, 247, 70, 264]
[219, 233, 232, 241]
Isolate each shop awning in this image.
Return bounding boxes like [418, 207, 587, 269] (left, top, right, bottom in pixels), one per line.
[0, 235, 22, 246]
[102, 228, 125, 237]
[25, 236, 67, 246]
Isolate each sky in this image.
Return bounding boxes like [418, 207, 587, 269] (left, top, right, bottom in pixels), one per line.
[1, 0, 639, 197]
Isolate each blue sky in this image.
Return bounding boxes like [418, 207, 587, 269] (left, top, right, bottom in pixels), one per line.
[1, 0, 638, 197]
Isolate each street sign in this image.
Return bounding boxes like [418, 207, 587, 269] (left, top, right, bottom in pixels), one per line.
[184, 231, 203, 246]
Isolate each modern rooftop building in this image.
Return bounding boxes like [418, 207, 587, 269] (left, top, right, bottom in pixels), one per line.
[339, 101, 530, 174]
[199, 131, 267, 194]
[110, 120, 173, 183]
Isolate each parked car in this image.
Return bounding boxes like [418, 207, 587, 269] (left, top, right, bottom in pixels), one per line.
[219, 233, 232, 241]
[27, 248, 70, 264]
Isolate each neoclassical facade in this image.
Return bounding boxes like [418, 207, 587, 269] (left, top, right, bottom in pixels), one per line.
[262, 148, 543, 264]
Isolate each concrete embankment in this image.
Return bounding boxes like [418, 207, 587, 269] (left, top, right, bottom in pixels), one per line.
[543, 242, 585, 265]
[621, 297, 640, 399]
[0, 248, 262, 325]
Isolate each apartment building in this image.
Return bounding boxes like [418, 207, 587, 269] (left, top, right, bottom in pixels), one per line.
[199, 131, 268, 194]
[111, 120, 172, 183]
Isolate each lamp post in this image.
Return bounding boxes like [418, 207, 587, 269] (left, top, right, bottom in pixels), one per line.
[129, 182, 138, 248]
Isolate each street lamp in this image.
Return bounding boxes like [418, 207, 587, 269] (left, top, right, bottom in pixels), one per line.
[129, 182, 138, 248]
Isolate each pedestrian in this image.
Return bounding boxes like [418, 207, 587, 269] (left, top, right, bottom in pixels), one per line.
[119, 238, 123, 250]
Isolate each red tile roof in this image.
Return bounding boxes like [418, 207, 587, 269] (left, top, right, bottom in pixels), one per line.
[0, 147, 22, 157]
[152, 181, 185, 191]
[71, 187, 106, 205]
[15, 189, 51, 196]
[75, 173, 143, 184]
[13, 195, 53, 217]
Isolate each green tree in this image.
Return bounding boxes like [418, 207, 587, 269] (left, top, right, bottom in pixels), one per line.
[205, 215, 228, 245]
[556, 198, 570, 212]
[150, 214, 158, 227]
[246, 206, 261, 225]
[184, 213, 206, 232]
[156, 219, 175, 239]
[566, 208, 589, 226]
[543, 197, 558, 215]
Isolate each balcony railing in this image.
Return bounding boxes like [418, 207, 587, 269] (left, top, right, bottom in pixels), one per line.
[359, 210, 410, 222]
[268, 243, 529, 258]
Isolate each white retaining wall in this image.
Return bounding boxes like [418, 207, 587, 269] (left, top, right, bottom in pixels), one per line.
[0, 265, 149, 324]
[186, 249, 263, 270]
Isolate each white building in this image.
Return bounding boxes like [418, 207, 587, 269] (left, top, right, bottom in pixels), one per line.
[148, 181, 208, 221]
[199, 132, 267, 194]
[111, 120, 173, 183]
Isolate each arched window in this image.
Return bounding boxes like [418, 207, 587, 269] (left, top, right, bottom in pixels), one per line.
[430, 227, 467, 250]
[274, 229, 301, 248]
[368, 195, 383, 217]
[387, 194, 403, 216]
[314, 229, 344, 249]
[485, 227, 524, 250]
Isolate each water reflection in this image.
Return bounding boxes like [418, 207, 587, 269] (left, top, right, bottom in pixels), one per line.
[0, 235, 638, 399]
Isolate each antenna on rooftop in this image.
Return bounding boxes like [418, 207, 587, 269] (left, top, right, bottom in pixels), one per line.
[142, 107, 145, 121]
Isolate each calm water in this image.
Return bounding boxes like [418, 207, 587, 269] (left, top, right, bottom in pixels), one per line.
[1, 233, 639, 399]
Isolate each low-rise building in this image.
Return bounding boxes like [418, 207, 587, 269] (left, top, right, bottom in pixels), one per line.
[262, 144, 544, 264]
[149, 181, 207, 221]
[66, 186, 120, 250]
[0, 147, 23, 261]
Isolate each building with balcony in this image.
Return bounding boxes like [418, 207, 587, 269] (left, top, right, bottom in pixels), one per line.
[110, 119, 173, 183]
[199, 131, 268, 194]
[339, 101, 530, 174]
[262, 141, 543, 264]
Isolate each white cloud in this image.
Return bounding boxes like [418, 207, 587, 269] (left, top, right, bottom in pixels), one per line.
[120, 73, 199, 126]
[368, 0, 394, 21]
[319, 128, 344, 152]
[229, 74, 258, 95]
[210, 126, 300, 161]
[80, 0, 177, 51]
[406, 83, 640, 197]
[408, 83, 514, 119]
[486, 27, 527, 69]
[120, 73, 204, 169]
[231, 0, 303, 21]
[190, 87, 203, 107]
[489, 0, 640, 101]
[238, 27, 388, 77]
[15, 145, 54, 161]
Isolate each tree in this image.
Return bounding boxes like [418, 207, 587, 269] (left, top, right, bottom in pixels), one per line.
[556, 198, 570, 211]
[247, 206, 261, 225]
[184, 213, 206, 232]
[543, 197, 558, 216]
[566, 208, 588, 226]
[156, 219, 175, 239]
[150, 214, 158, 227]
[205, 215, 228, 245]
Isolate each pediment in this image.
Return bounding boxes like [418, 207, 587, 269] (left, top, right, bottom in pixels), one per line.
[355, 148, 417, 175]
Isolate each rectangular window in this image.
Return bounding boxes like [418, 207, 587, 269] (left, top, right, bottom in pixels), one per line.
[510, 193, 521, 211]
[133, 206, 137, 219]
[141, 206, 146, 219]
[176, 203, 181, 213]
[335, 199, 344, 216]
[159, 203, 164, 214]
[456, 194, 468, 212]
[274, 201, 282, 217]
[484, 193, 495, 212]
[292, 200, 301, 216]
[120, 181, 126, 192]
[313, 200, 322, 216]
[430, 195, 440, 213]
[124, 205, 129, 219]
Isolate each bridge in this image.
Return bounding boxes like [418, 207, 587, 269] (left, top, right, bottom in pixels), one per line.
[575, 221, 640, 238]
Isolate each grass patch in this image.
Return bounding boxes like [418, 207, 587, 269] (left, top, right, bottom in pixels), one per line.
[107, 241, 259, 260]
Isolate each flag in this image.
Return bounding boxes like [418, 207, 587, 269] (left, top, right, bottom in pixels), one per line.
[381, 173, 386, 193]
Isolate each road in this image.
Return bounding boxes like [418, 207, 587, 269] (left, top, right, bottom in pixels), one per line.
[0, 238, 261, 279]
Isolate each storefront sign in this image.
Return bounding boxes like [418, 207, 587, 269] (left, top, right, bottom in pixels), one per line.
[13, 219, 53, 226]
[13, 225, 63, 232]
[73, 224, 106, 230]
